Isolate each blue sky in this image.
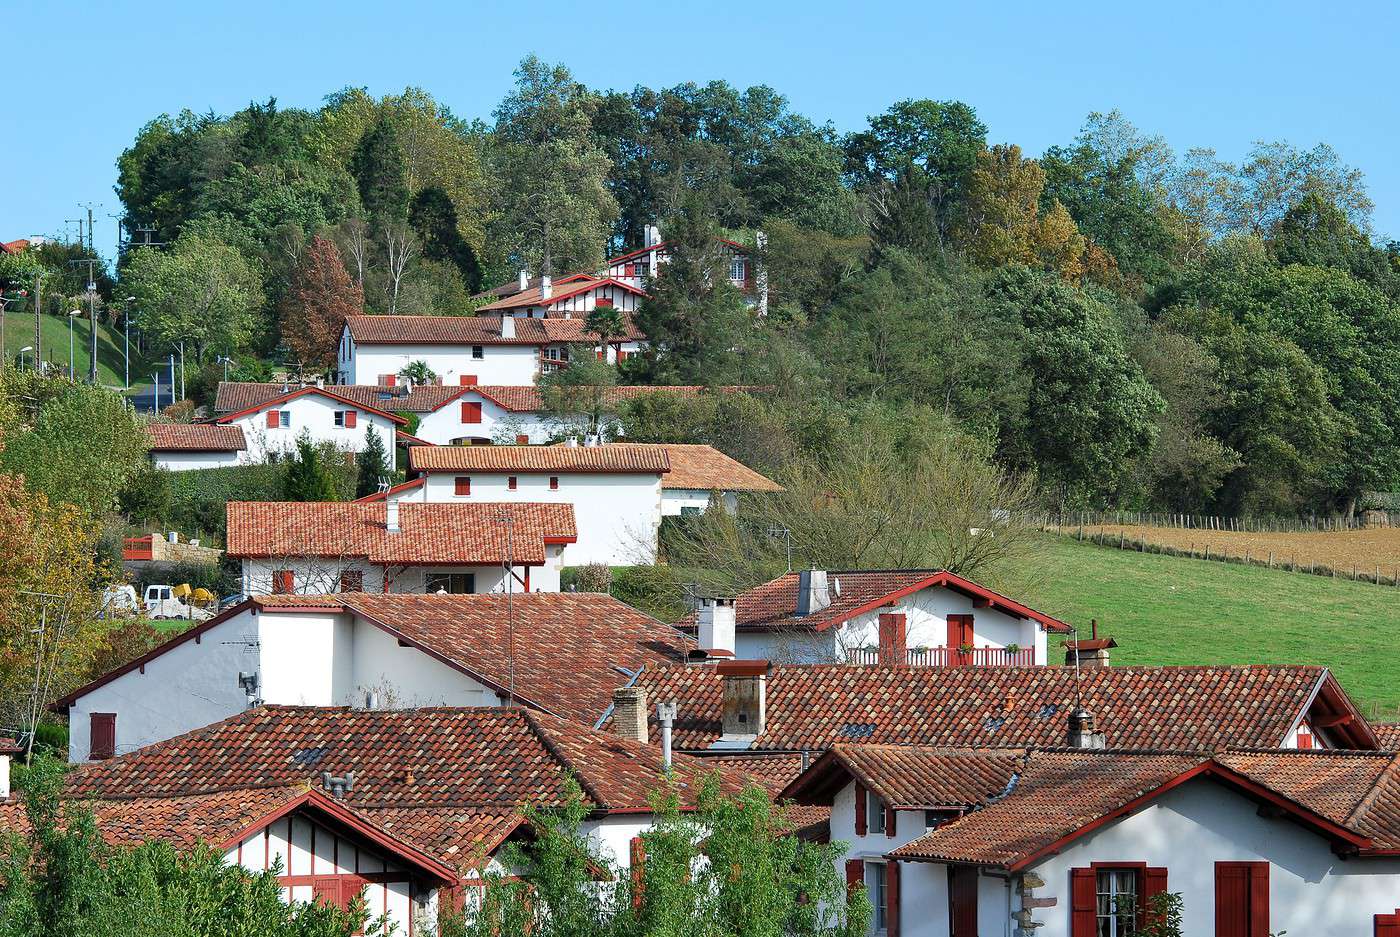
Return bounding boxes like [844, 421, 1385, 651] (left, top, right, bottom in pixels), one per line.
[4, 0, 1397, 257]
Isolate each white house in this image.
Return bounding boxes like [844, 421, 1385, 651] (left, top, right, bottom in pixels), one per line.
[171, 385, 406, 470]
[475, 272, 646, 320]
[225, 500, 578, 595]
[602, 227, 767, 313]
[1, 705, 748, 936]
[54, 591, 691, 763]
[145, 423, 248, 471]
[677, 569, 1071, 665]
[781, 741, 1400, 937]
[337, 313, 646, 387]
[399, 442, 781, 566]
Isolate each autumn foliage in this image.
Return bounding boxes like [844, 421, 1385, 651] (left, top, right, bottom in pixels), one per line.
[280, 236, 363, 370]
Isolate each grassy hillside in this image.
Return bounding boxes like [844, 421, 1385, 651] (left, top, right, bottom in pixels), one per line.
[1012, 536, 1400, 717]
[1, 310, 153, 388]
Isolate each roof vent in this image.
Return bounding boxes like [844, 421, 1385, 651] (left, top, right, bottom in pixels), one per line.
[321, 771, 355, 797]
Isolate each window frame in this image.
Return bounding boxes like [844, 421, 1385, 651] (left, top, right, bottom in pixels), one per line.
[549, 476, 559, 491]
[1092, 863, 1144, 937]
[471, 345, 484, 360]
[867, 790, 886, 835]
[867, 860, 888, 933]
[425, 571, 476, 595]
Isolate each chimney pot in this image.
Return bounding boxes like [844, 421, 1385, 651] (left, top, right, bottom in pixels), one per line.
[1066, 709, 1107, 749]
[656, 701, 678, 771]
[612, 685, 648, 742]
[696, 597, 737, 658]
[500, 315, 515, 339]
[518, 268, 529, 292]
[541, 275, 553, 301]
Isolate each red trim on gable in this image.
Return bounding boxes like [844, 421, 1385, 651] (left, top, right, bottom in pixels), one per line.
[216, 387, 407, 426]
[1005, 760, 1370, 872]
[807, 571, 1071, 634]
[354, 478, 425, 503]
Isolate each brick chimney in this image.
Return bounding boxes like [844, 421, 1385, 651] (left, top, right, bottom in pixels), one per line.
[795, 569, 831, 617]
[877, 612, 907, 666]
[612, 685, 648, 742]
[1063, 620, 1116, 668]
[696, 597, 736, 658]
[1066, 709, 1107, 749]
[718, 660, 768, 738]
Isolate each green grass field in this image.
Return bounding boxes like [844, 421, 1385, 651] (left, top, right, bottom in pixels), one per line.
[1, 310, 154, 389]
[1013, 536, 1400, 717]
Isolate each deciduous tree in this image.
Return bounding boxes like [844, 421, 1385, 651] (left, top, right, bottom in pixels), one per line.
[279, 236, 363, 370]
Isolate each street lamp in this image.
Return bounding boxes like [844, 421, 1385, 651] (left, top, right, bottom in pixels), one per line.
[18, 346, 32, 370]
[68, 310, 82, 380]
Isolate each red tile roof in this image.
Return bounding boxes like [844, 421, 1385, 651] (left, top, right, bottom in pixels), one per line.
[212, 385, 407, 425]
[344, 313, 644, 346]
[875, 748, 1382, 868]
[1373, 723, 1400, 749]
[597, 444, 781, 492]
[260, 592, 691, 718]
[225, 501, 576, 565]
[677, 569, 1070, 634]
[632, 664, 1375, 752]
[476, 275, 646, 312]
[145, 422, 247, 452]
[1, 706, 753, 876]
[410, 444, 670, 475]
[0, 736, 20, 755]
[215, 381, 471, 415]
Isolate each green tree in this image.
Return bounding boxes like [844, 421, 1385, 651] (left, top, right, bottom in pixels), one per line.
[280, 433, 340, 502]
[537, 347, 618, 440]
[460, 776, 868, 937]
[1270, 192, 1397, 294]
[280, 236, 363, 370]
[354, 427, 390, 499]
[350, 116, 410, 232]
[397, 360, 437, 384]
[489, 56, 618, 275]
[409, 186, 482, 293]
[122, 229, 264, 362]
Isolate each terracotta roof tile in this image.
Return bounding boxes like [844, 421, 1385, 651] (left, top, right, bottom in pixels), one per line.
[476, 276, 645, 312]
[225, 501, 576, 565]
[410, 444, 670, 474]
[345, 314, 552, 345]
[603, 445, 781, 492]
[255, 592, 690, 718]
[634, 664, 1346, 752]
[1373, 723, 1400, 749]
[828, 745, 1024, 808]
[145, 423, 246, 452]
[215, 382, 470, 414]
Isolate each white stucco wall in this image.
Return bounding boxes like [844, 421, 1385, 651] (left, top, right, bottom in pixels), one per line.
[151, 450, 246, 471]
[411, 392, 549, 445]
[227, 394, 398, 470]
[582, 815, 654, 870]
[345, 618, 499, 708]
[240, 559, 540, 596]
[420, 471, 661, 565]
[660, 489, 739, 517]
[341, 337, 540, 387]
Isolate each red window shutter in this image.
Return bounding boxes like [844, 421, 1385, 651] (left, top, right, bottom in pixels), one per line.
[950, 867, 978, 937]
[1248, 863, 1269, 937]
[549, 476, 559, 491]
[273, 570, 294, 594]
[461, 401, 482, 424]
[89, 712, 116, 760]
[630, 836, 646, 909]
[455, 476, 471, 496]
[345, 410, 357, 428]
[1377, 911, 1400, 937]
[312, 877, 340, 908]
[508, 476, 517, 491]
[1143, 867, 1168, 924]
[386, 374, 396, 387]
[596, 349, 605, 361]
[266, 410, 279, 429]
[879, 612, 907, 666]
[844, 859, 863, 894]
[1070, 867, 1096, 937]
[460, 374, 477, 386]
[886, 861, 900, 937]
[885, 804, 897, 838]
[854, 782, 867, 836]
[515, 434, 530, 445]
[339, 570, 363, 593]
[1215, 863, 1251, 937]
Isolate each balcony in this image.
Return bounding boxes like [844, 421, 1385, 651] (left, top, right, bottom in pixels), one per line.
[845, 645, 1036, 668]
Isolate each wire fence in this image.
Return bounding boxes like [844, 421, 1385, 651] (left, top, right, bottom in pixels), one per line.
[1042, 510, 1400, 533]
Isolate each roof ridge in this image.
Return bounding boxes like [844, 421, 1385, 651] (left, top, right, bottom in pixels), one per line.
[518, 709, 610, 810]
[1346, 750, 1400, 826]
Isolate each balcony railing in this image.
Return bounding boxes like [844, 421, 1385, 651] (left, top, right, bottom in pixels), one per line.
[845, 645, 1036, 668]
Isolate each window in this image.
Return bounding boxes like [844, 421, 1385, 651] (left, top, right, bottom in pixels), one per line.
[471, 345, 484, 360]
[266, 409, 291, 429]
[334, 410, 358, 428]
[454, 476, 471, 496]
[869, 862, 887, 932]
[272, 570, 294, 594]
[339, 570, 364, 593]
[730, 256, 747, 282]
[89, 713, 116, 760]
[680, 506, 701, 517]
[425, 572, 475, 594]
[508, 476, 518, 491]
[596, 297, 614, 308]
[1095, 868, 1138, 937]
[868, 790, 885, 834]
[461, 401, 483, 424]
[549, 476, 559, 491]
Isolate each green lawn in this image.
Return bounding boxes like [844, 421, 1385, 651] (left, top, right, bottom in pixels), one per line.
[1, 310, 154, 390]
[1011, 536, 1400, 717]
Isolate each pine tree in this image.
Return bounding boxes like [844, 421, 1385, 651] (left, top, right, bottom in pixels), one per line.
[350, 117, 410, 232]
[280, 236, 363, 370]
[281, 435, 339, 502]
[355, 427, 390, 499]
[409, 186, 483, 293]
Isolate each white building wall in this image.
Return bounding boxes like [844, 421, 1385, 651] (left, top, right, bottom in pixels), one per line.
[412, 393, 554, 446]
[420, 471, 661, 565]
[258, 611, 344, 706]
[346, 618, 500, 708]
[241, 558, 527, 596]
[581, 815, 654, 870]
[343, 338, 540, 387]
[228, 395, 397, 470]
[661, 489, 738, 517]
[151, 450, 245, 471]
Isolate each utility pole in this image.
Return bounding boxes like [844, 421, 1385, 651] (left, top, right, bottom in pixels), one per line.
[68, 256, 102, 384]
[32, 273, 41, 374]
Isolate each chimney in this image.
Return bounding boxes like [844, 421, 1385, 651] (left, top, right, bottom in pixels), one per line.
[656, 701, 678, 771]
[500, 315, 515, 339]
[877, 612, 907, 666]
[1066, 709, 1107, 749]
[385, 497, 400, 534]
[1063, 620, 1117, 669]
[795, 569, 830, 617]
[696, 597, 736, 657]
[644, 223, 661, 248]
[315, 375, 324, 389]
[540, 274, 552, 300]
[518, 268, 529, 292]
[754, 230, 769, 317]
[612, 686, 648, 742]
[718, 659, 768, 738]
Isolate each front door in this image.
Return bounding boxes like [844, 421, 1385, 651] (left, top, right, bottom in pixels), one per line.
[948, 865, 977, 937]
[946, 615, 974, 666]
